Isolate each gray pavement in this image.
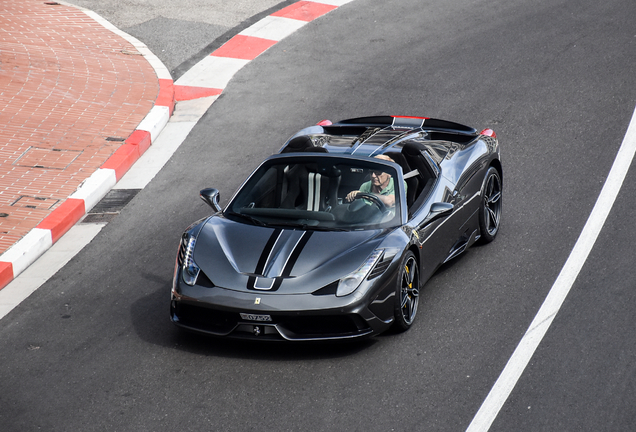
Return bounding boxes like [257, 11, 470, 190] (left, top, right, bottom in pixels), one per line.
[68, 0, 287, 74]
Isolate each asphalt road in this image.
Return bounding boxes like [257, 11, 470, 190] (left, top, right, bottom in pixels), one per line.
[67, 0, 288, 75]
[2, 0, 636, 431]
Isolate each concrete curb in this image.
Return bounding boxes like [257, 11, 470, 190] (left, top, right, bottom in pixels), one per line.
[0, 0, 354, 290]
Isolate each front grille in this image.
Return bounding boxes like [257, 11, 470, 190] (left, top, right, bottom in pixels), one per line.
[174, 302, 370, 339]
[278, 314, 368, 337]
[174, 303, 238, 334]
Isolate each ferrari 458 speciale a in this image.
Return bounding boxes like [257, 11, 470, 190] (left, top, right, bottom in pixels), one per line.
[170, 116, 502, 341]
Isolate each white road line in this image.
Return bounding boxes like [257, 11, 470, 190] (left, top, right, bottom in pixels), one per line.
[466, 105, 636, 432]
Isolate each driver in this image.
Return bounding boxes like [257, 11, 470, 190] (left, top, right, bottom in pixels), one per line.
[345, 155, 403, 207]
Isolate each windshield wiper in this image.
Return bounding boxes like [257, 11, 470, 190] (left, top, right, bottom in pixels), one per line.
[225, 211, 268, 227]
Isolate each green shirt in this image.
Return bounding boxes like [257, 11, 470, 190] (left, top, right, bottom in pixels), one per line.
[359, 177, 406, 205]
[360, 177, 395, 195]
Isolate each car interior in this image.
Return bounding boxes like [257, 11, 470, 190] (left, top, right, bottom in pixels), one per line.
[229, 140, 440, 227]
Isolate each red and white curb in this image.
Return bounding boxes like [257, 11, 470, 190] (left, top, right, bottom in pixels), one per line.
[173, 1, 352, 97]
[0, 0, 354, 304]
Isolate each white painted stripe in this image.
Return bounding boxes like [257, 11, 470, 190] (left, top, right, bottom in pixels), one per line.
[240, 16, 307, 41]
[0, 223, 105, 320]
[467, 106, 636, 432]
[69, 169, 117, 212]
[175, 56, 250, 89]
[136, 105, 171, 142]
[310, 0, 354, 6]
[0, 229, 53, 276]
[253, 277, 276, 290]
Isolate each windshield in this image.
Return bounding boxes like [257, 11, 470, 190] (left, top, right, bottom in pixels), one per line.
[227, 157, 403, 230]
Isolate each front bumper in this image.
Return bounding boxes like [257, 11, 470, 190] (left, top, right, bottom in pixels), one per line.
[170, 273, 396, 341]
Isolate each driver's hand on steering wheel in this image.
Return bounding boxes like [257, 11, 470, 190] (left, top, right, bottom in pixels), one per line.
[346, 190, 360, 202]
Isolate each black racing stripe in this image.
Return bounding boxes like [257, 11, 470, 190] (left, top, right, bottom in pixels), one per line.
[247, 228, 282, 290]
[255, 228, 282, 274]
[270, 231, 314, 291]
[247, 275, 257, 290]
[271, 231, 313, 292]
[271, 277, 284, 292]
[282, 231, 313, 278]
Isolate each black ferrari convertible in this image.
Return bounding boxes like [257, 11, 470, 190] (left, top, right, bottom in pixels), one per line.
[170, 116, 502, 341]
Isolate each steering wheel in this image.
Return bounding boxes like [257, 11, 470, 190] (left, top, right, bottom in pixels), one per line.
[352, 192, 388, 214]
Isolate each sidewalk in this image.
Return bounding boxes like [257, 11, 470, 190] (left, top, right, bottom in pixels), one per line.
[0, 0, 352, 292]
[0, 0, 174, 287]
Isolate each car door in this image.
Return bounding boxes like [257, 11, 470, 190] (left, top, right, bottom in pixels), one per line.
[440, 138, 493, 244]
[409, 174, 465, 283]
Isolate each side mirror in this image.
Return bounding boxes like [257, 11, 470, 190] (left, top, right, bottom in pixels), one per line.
[200, 188, 222, 212]
[424, 202, 453, 224]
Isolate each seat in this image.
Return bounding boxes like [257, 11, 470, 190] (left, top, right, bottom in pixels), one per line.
[401, 142, 437, 209]
[384, 151, 419, 207]
[281, 163, 340, 211]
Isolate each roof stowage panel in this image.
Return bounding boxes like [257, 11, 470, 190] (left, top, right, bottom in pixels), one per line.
[318, 135, 356, 151]
[355, 129, 403, 146]
[334, 116, 477, 135]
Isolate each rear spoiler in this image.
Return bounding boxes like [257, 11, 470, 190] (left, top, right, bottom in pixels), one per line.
[335, 115, 477, 134]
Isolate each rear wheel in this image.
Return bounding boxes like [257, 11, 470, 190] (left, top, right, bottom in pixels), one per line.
[393, 251, 419, 332]
[478, 167, 502, 243]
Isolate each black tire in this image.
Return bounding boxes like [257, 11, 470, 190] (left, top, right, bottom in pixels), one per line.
[393, 251, 420, 332]
[478, 167, 502, 243]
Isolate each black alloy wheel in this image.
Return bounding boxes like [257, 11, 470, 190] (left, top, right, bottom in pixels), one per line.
[393, 251, 419, 331]
[478, 166, 502, 243]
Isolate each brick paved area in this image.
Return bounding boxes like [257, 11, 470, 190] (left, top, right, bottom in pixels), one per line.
[0, 0, 159, 254]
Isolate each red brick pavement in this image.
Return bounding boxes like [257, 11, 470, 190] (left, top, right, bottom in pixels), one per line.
[0, 0, 159, 254]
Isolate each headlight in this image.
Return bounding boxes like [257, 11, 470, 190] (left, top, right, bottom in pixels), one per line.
[179, 233, 200, 286]
[337, 249, 385, 297]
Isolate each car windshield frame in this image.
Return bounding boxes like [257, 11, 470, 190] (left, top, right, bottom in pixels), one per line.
[225, 154, 407, 231]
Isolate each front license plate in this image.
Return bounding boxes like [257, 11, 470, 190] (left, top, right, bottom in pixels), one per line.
[240, 313, 272, 322]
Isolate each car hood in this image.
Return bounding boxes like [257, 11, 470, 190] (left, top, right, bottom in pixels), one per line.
[193, 216, 386, 294]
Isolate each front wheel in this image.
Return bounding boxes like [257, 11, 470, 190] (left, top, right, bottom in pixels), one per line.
[393, 251, 420, 332]
[478, 167, 502, 243]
